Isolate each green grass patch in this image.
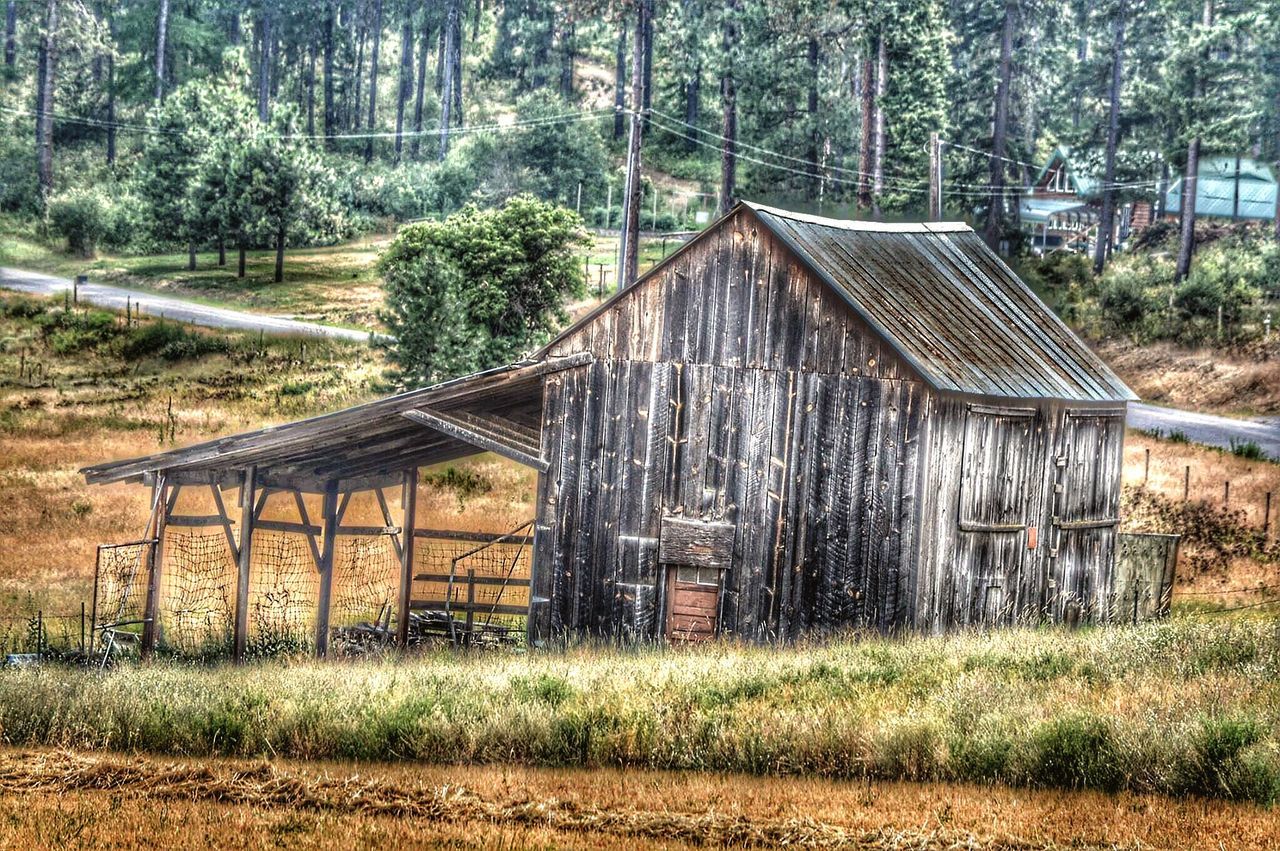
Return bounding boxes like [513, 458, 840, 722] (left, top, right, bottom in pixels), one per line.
[3, 620, 1280, 804]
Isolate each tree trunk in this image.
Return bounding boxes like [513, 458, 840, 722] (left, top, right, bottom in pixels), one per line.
[306, 41, 317, 137]
[619, 0, 649, 290]
[1093, 0, 1125, 275]
[438, 0, 460, 159]
[217, 232, 226, 267]
[364, 0, 384, 163]
[807, 37, 820, 198]
[238, 232, 246, 278]
[613, 18, 627, 139]
[1176, 0, 1213, 279]
[187, 240, 196, 272]
[395, 15, 413, 161]
[449, 15, 462, 125]
[258, 9, 272, 123]
[857, 54, 873, 209]
[872, 33, 886, 218]
[4, 1, 16, 68]
[641, 4, 653, 127]
[411, 26, 430, 159]
[1176, 137, 1200, 281]
[352, 23, 367, 131]
[35, 0, 56, 205]
[322, 5, 335, 149]
[1071, 0, 1092, 131]
[719, 0, 739, 216]
[154, 0, 169, 104]
[275, 227, 285, 283]
[559, 20, 575, 97]
[984, 0, 1016, 252]
[105, 9, 116, 165]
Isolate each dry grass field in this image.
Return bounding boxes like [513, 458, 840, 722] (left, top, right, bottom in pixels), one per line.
[1102, 338, 1280, 416]
[2, 748, 1278, 850]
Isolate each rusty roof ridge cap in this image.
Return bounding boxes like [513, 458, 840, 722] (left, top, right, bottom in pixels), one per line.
[742, 201, 971, 233]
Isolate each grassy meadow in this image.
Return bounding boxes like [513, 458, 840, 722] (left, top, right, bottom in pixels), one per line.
[1, 216, 675, 331]
[2, 621, 1280, 806]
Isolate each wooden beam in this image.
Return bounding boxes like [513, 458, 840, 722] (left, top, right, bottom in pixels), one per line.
[208, 484, 240, 564]
[396, 468, 418, 648]
[140, 476, 169, 659]
[233, 466, 256, 664]
[314, 480, 339, 657]
[253, 519, 323, 537]
[374, 487, 403, 561]
[291, 489, 324, 570]
[402, 409, 548, 471]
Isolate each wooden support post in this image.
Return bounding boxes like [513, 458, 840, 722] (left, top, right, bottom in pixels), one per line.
[1224, 480, 1230, 507]
[928, 132, 942, 221]
[396, 468, 418, 648]
[1143, 448, 1150, 487]
[1183, 466, 1190, 501]
[233, 466, 257, 663]
[1264, 492, 1272, 538]
[140, 476, 170, 659]
[314, 480, 339, 657]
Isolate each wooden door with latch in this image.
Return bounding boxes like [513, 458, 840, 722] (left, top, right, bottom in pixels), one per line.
[956, 404, 1039, 625]
[1048, 408, 1125, 624]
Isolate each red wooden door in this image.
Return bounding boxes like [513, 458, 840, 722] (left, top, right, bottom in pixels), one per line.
[665, 565, 721, 641]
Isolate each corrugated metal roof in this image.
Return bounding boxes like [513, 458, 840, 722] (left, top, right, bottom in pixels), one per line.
[1166, 157, 1277, 221]
[746, 203, 1135, 402]
[1021, 197, 1092, 224]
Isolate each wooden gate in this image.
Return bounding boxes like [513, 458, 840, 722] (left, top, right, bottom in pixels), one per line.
[1049, 408, 1125, 623]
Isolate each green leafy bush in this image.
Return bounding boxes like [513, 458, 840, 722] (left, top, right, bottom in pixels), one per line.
[48, 187, 113, 257]
[117, 321, 229, 362]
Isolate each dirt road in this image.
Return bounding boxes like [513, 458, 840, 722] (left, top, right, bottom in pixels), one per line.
[1, 267, 374, 343]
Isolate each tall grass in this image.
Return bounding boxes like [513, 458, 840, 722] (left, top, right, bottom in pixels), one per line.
[2, 620, 1279, 804]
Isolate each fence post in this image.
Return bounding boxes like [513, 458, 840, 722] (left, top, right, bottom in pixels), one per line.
[74, 274, 85, 304]
[465, 569, 475, 645]
[1183, 466, 1190, 502]
[1143, 448, 1150, 487]
[1224, 480, 1230, 507]
[1265, 492, 1273, 538]
[80, 601, 85, 654]
[36, 610, 43, 660]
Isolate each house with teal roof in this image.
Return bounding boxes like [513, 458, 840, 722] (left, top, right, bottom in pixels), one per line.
[1165, 157, 1278, 222]
[1020, 147, 1102, 252]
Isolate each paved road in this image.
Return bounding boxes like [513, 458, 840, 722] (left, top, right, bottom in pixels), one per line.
[1, 267, 374, 343]
[1127, 402, 1280, 458]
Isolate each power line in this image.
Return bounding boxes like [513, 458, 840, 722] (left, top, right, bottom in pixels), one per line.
[0, 103, 615, 141]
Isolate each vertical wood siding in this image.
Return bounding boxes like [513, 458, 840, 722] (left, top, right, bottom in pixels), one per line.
[533, 209, 1124, 644]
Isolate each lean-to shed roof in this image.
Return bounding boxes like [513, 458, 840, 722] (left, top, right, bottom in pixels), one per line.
[742, 203, 1135, 402]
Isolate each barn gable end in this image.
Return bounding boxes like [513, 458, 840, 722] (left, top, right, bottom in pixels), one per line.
[545, 207, 915, 382]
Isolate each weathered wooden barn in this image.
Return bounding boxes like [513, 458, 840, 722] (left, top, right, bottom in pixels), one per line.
[83, 202, 1149, 657]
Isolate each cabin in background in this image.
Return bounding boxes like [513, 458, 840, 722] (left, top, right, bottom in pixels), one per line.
[1165, 156, 1278, 224]
[83, 203, 1164, 659]
[1021, 148, 1155, 255]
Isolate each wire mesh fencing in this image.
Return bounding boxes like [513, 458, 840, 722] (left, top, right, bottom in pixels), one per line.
[247, 531, 318, 657]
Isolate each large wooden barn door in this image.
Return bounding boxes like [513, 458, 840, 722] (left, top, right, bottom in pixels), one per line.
[956, 404, 1038, 624]
[1048, 409, 1125, 623]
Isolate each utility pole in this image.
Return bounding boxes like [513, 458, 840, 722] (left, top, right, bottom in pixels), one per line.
[617, 0, 649, 292]
[928, 133, 943, 221]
